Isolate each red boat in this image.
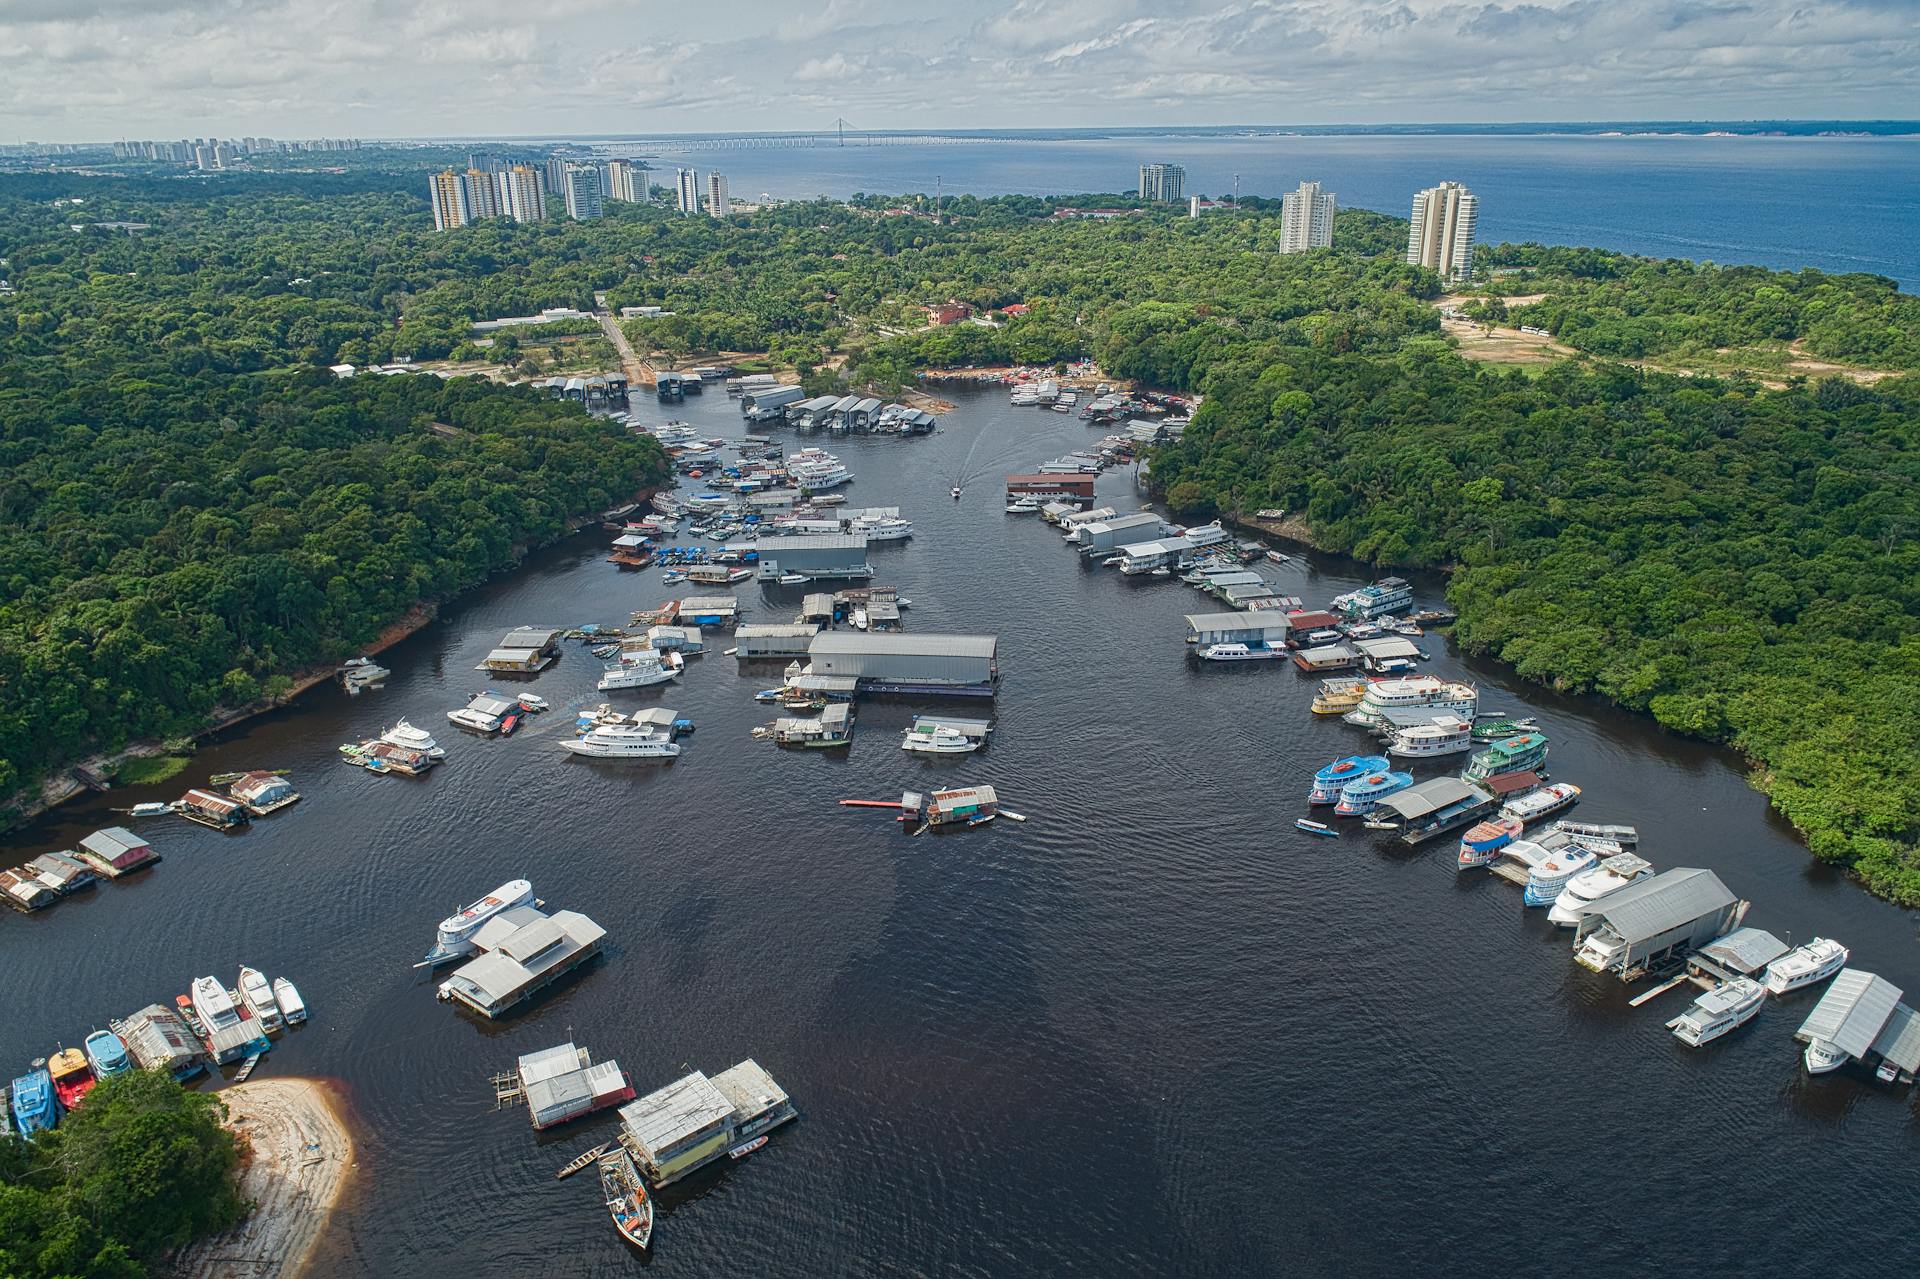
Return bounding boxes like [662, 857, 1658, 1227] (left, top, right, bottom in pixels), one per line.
[49, 1047, 96, 1110]
[498, 711, 522, 736]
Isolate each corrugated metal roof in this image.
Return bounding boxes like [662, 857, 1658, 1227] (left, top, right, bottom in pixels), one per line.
[1353, 636, 1421, 658]
[1185, 611, 1291, 634]
[1118, 537, 1191, 557]
[1698, 927, 1789, 975]
[1585, 868, 1735, 945]
[1798, 969, 1903, 1058]
[1378, 777, 1487, 820]
[757, 533, 868, 550]
[711, 1059, 788, 1118]
[1870, 1003, 1920, 1073]
[518, 1042, 587, 1085]
[81, 827, 147, 857]
[736, 624, 820, 638]
[620, 1071, 734, 1156]
[809, 633, 997, 659]
[502, 627, 559, 648]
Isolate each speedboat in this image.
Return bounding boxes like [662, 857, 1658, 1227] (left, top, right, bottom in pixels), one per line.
[902, 727, 978, 755]
[1199, 642, 1280, 661]
[273, 978, 309, 1024]
[238, 966, 284, 1033]
[562, 725, 681, 759]
[1332, 770, 1414, 817]
[951, 486, 962, 499]
[1803, 1038, 1851, 1075]
[1522, 845, 1598, 907]
[1308, 756, 1390, 806]
[518, 694, 549, 712]
[1501, 782, 1581, 825]
[381, 719, 446, 759]
[1762, 938, 1850, 995]
[48, 1047, 96, 1110]
[425, 879, 536, 965]
[1667, 978, 1766, 1047]
[1458, 816, 1524, 869]
[128, 801, 176, 817]
[9, 1065, 58, 1136]
[83, 1030, 131, 1079]
[598, 1148, 654, 1249]
[1547, 854, 1653, 925]
[778, 572, 810, 585]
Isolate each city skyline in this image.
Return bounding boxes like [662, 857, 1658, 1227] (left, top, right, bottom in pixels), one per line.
[4, 0, 1916, 142]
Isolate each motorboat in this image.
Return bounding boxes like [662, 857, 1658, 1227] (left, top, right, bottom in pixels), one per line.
[951, 486, 962, 499]
[1310, 679, 1370, 716]
[1762, 938, 1850, 995]
[1332, 770, 1414, 817]
[1804, 1038, 1851, 1074]
[1308, 755, 1390, 806]
[562, 725, 682, 759]
[381, 719, 446, 759]
[1457, 816, 1524, 869]
[1295, 818, 1338, 838]
[128, 801, 176, 817]
[424, 879, 536, 965]
[1465, 732, 1550, 781]
[902, 727, 978, 755]
[1547, 854, 1654, 925]
[1006, 499, 1043, 514]
[191, 975, 241, 1031]
[730, 1135, 769, 1159]
[1199, 642, 1280, 661]
[854, 517, 913, 542]
[9, 1065, 58, 1136]
[598, 649, 682, 691]
[48, 1048, 95, 1110]
[518, 694, 549, 712]
[1522, 845, 1598, 907]
[238, 966, 284, 1033]
[598, 1148, 654, 1249]
[778, 572, 810, 585]
[1501, 782, 1582, 825]
[1387, 715, 1474, 757]
[273, 978, 309, 1024]
[83, 1030, 131, 1079]
[1667, 978, 1767, 1047]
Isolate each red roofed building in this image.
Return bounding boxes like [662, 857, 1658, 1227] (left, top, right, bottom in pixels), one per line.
[926, 301, 973, 326]
[1000, 303, 1030, 316]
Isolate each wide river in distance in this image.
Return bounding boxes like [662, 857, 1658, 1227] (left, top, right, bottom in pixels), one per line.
[3, 387, 1918, 1275]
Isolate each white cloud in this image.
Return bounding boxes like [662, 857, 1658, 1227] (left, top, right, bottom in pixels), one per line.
[0, 0, 1914, 139]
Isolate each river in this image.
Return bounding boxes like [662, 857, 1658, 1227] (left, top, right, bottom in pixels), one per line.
[2, 386, 1916, 1275]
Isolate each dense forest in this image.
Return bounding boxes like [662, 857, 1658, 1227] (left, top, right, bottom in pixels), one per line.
[1, 169, 1916, 902]
[0, 1071, 244, 1277]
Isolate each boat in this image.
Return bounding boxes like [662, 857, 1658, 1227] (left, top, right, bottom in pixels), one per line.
[562, 725, 682, 759]
[661, 570, 688, 585]
[127, 801, 176, 818]
[1308, 755, 1390, 806]
[851, 607, 869, 630]
[1464, 732, 1550, 782]
[901, 727, 978, 755]
[853, 517, 913, 542]
[498, 709, 522, 736]
[1762, 938, 1850, 995]
[729, 1135, 768, 1159]
[1522, 844, 1598, 907]
[1199, 642, 1281, 661]
[598, 1148, 654, 1249]
[1547, 854, 1654, 925]
[1501, 782, 1582, 824]
[238, 967, 284, 1033]
[518, 694, 549, 713]
[1005, 500, 1042, 514]
[1330, 576, 1414, 620]
[556, 1142, 613, 1180]
[778, 572, 810, 585]
[1309, 679, 1370, 716]
[727, 568, 754, 583]
[597, 649, 682, 691]
[1804, 1037, 1852, 1074]
[381, 720, 446, 759]
[1457, 816, 1525, 869]
[1295, 818, 1338, 838]
[272, 978, 308, 1025]
[1352, 676, 1477, 722]
[83, 1030, 131, 1079]
[340, 657, 391, 690]
[9, 1065, 58, 1136]
[1471, 716, 1539, 741]
[1265, 550, 1289, 564]
[1387, 716, 1474, 758]
[951, 486, 962, 499]
[1332, 770, 1415, 817]
[191, 975, 241, 1031]
[48, 1047, 96, 1110]
[424, 879, 537, 965]
[1667, 978, 1767, 1047]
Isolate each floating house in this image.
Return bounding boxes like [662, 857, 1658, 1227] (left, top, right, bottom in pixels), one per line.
[114, 1004, 206, 1079]
[0, 867, 57, 911]
[77, 827, 159, 878]
[803, 632, 998, 697]
[735, 624, 820, 658]
[919, 785, 999, 827]
[1353, 635, 1423, 672]
[1292, 643, 1359, 672]
[229, 771, 300, 815]
[26, 851, 96, 896]
[676, 596, 741, 628]
[437, 905, 608, 1020]
[516, 1042, 635, 1130]
[1185, 612, 1292, 649]
[644, 625, 705, 655]
[752, 534, 872, 582]
[772, 703, 854, 747]
[480, 627, 561, 674]
[1691, 927, 1790, 979]
[177, 788, 251, 830]
[1375, 778, 1498, 844]
[1571, 868, 1743, 979]
[618, 1059, 797, 1187]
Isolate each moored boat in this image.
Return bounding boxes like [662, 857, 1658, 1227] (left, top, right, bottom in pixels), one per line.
[1307, 755, 1390, 805]
[562, 725, 681, 759]
[1762, 938, 1849, 996]
[48, 1047, 96, 1110]
[1465, 732, 1550, 782]
[1309, 679, 1370, 715]
[598, 1148, 655, 1249]
[901, 727, 978, 755]
[1667, 978, 1767, 1047]
[1522, 844, 1598, 907]
[1199, 642, 1281, 661]
[83, 1029, 131, 1079]
[1332, 770, 1415, 817]
[9, 1065, 58, 1136]
[381, 720, 446, 759]
[1471, 715, 1539, 741]
[729, 1135, 768, 1159]
[272, 978, 309, 1024]
[238, 967, 284, 1033]
[1457, 815, 1525, 869]
[424, 879, 537, 966]
[1547, 853, 1654, 925]
[1295, 818, 1338, 838]
[1387, 715, 1474, 758]
[1501, 782, 1582, 825]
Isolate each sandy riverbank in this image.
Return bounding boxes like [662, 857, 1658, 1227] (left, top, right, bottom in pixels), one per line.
[175, 1078, 357, 1279]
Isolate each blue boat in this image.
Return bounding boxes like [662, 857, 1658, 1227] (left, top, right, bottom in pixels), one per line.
[1307, 755, 1390, 805]
[1333, 770, 1416, 817]
[84, 1030, 131, 1079]
[10, 1064, 61, 1137]
[1295, 818, 1339, 838]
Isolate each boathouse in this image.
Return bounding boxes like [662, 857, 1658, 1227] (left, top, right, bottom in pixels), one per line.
[229, 771, 299, 815]
[1376, 778, 1497, 844]
[753, 533, 872, 581]
[799, 593, 836, 625]
[1185, 612, 1292, 647]
[1571, 868, 1742, 979]
[1870, 1004, 1920, 1083]
[740, 383, 804, 420]
[787, 394, 841, 428]
[437, 905, 608, 1019]
[77, 827, 159, 877]
[1692, 927, 1790, 979]
[618, 1059, 797, 1187]
[115, 1004, 205, 1078]
[804, 632, 998, 695]
[177, 788, 250, 829]
[1057, 505, 1119, 534]
[1006, 473, 1095, 504]
[1795, 970, 1903, 1072]
[1075, 512, 1168, 556]
[517, 1042, 635, 1130]
[736, 624, 819, 658]
[481, 627, 561, 673]
[1353, 636, 1423, 671]
[677, 596, 741, 627]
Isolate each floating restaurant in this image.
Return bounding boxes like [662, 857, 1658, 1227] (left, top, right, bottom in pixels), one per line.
[436, 905, 608, 1019]
[618, 1059, 797, 1187]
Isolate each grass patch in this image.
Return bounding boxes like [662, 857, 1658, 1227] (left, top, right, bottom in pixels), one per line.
[115, 754, 192, 786]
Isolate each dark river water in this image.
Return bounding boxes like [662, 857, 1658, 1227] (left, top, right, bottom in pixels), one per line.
[4, 387, 1918, 1276]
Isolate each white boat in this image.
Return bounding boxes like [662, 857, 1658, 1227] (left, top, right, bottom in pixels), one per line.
[1386, 715, 1474, 757]
[597, 649, 682, 691]
[272, 978, 308, 1025]
[1522, 845, 1598, 907]
[851, 607, 869, 631]
[517, 694, 549, 712]
[778, 572, 810, 585]
[425, 878, 536, 965]
[901, 727, 978, 755]
[1199, 642, 1280, 661]
[1547, 854, 1653, 926]
[128, 801, 176, 817]
[1352, 676, 1477, 723]
[1666, 977, 1766, 1047]
[447, 708, 499, 732]
[1006, 499, 1042, 514]
[381, 719, 446, 759]
[1501, 783, 1582, 824]
[1803, 1038, 1851, 1074]
[191, 975, 241, 1030]
[854, 517, 913, 542]
[237, 967, 284, 1033]
[562, 725, 681, 759]
[1762, 938, 1850, 995]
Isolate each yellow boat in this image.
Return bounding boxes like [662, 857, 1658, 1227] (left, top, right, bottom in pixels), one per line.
[1310, 679, 1370, 715]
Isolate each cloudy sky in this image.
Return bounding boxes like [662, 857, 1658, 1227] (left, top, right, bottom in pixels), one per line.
[6, 0, 1916, 141]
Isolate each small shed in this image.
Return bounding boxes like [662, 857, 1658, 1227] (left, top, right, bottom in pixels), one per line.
[1292, 643, 1358, 671]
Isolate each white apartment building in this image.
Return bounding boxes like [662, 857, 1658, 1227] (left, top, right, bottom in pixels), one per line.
[676, 168, 700, 216]
[1279, 180, 1336, 253]
[1407, 181, 1479, 280]
[706, 170, 729, 218]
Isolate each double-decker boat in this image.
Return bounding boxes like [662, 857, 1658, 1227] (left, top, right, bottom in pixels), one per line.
[1762, 938, 1849, 995]
[423, 879, 536, 966]
[1333, 770, 1415, 817]
[1457, 816, 1525, 869]
[1307, 755, 1390, 806]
